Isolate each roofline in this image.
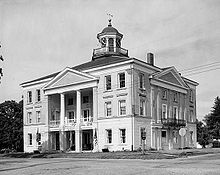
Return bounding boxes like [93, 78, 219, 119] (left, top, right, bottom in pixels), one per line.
[182, 77, 199, 86]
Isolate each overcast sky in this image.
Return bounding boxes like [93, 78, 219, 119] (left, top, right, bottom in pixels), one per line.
[0, 0, 220, 120]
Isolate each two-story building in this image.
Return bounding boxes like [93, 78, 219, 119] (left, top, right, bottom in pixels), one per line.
[21, 19, 198, 152]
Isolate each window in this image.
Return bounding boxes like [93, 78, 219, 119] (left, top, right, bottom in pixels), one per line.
[83, 109, 90, 122]
[119, 100, 126, 115]
[36, 111, 41, 123]
[36, 89, 41, 102]
[27, 112, 32, 124]
[189, 89, 193, 102]
[28, 133, 32, 145]
[162, 131, 166, 138]
[106, 129, 112, 144]
[140, 100, 145, 116]
[173, 106, 178, 119]
[68, 98, 73, 105]
[36, 133, 41, 145]
[105, 75, 111, 90]
[108, 38, 114, 52]
[140, 128, 146, 142]
[105, 101, 112, 117]
[162, 90, 167, 99]
[190, 131, 193, 144]
[139, 73, 144, 89]
[119, 73, 125, 88]
[190, 110, 194, 122]
[173, 92, 178, 102]
[27, 91, 32, 103]
[83, 96, 89, 103]
[120, 129, 126, 143]
[68, 111, 75, 123]
[162, 104, 167, 119]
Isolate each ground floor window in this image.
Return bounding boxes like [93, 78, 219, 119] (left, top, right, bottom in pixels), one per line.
[106, 129, 112, 144]
[28, 133, 32, 145]
[190, 131, 193, 144]
[36, 133, 41, 145]
[140, 127, 146, 143]
[120, 129, 126, 143]
[162, 131, 166, 138]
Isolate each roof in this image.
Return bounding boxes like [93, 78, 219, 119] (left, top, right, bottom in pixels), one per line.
[102, 26, 119, 34]
[21, 56, 132, 85]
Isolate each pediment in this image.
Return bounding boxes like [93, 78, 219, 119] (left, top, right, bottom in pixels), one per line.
[44, 67, 98, 90]
[153, 67, 188, 88]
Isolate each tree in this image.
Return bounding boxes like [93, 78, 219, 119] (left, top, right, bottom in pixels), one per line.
[205, 96, 220, 139]
[196, 119, 210, 148]
[0, 100, 23, 152]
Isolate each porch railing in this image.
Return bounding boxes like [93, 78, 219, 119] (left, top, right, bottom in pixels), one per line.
[49, 120, 60, 127]
[161, 118, 186, 128]
[81, 117, 93, 126]
[65, 118, 76, 125]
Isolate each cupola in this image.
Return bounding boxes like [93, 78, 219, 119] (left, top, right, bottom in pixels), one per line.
[92, 19, 128, 60]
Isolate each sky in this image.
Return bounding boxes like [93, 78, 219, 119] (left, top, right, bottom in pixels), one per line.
[0, 0, 220, 121]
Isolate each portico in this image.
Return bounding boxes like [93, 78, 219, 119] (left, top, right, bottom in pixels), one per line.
[44, 67, 98, 152]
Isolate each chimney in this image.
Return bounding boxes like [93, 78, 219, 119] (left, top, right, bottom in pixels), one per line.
[146, 53, 154, 65]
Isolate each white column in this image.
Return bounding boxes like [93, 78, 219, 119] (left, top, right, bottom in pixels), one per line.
[76, 90, 81, 124]
[60, 93, 65, 126]
[93, 87, 98, 122]
[76, 90, 81, 152]
[113, 37, 116, 52]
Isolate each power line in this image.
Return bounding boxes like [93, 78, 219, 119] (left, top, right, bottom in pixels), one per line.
[183, 67, 220, 76]
[180, 61, 220, 73]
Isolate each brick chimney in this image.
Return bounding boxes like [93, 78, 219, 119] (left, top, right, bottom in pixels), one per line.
[146, 53, 154, 66]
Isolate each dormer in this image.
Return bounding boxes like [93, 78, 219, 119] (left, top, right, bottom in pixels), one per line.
[92, 19, 128, 60]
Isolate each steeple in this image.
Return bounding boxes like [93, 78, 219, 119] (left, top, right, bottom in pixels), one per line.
[92, 18, 128, 60]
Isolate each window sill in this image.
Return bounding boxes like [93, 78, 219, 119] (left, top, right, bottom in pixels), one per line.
[104, 89, 113, 93]
[116, 87, 127, 91]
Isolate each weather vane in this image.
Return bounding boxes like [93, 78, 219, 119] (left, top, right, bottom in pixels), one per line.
[107, 13, 113, 26]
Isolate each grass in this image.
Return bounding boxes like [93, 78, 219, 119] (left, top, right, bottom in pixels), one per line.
[1, 148, 220, 160]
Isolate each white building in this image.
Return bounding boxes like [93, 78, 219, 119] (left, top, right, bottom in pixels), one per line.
[21, 20, 198, 152]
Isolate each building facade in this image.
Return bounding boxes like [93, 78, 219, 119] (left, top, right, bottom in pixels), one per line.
[21, 20, 198, 152]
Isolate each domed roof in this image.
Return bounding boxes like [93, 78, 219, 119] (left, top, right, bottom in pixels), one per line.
[102, 25, 119, 33]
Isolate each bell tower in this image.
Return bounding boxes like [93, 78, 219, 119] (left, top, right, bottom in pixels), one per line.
[92, 18, 128, 60]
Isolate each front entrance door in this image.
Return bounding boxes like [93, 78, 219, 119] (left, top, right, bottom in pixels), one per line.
[55, 132, 60, 150]
[82, 130, 93, 151]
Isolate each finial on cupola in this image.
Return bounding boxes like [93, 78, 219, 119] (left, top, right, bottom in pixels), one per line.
[107, 13, 113, 27]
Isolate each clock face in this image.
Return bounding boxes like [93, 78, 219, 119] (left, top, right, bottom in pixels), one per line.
[101, 37, 106, 47]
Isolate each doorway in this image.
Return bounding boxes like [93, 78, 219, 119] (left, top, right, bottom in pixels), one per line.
[82, 130, 93, 151]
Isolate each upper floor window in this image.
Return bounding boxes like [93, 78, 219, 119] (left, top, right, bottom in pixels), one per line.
[162, 90, 167, 99]
[106, 129, 112, 144]
[140, 100, 145, 116]
[189, 89, 193, 102]
[119, 73, 125, 88]
[119, 100, 126, 116]
[173, 92, 178, 102]
[68, 98, 73, 105]
[105, 75, 111, 90]
[120, 129, 126, 143]
[83, 96, 89, 104]
[67, 111, 75, 123]
[36, 111, 41, 123]
[28, 133, 32, 145]
[36, 89, 41, 102]
[190, 110, 194, 122]
[27, 112, 32, 124]
[27, 91, 32, 103]
[105, 101, 112, 117]
[82, 109, 90, 122]
[173, 106, 178, 119]
[162, 104, 167, 119]
[139, 73, 144, 89]
[108, 38, 114, 52]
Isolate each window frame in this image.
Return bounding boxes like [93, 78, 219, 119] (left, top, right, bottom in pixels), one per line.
[162, 104, 167, 119]
[119, 129, 126, 144]
[119, 100, 126, 116]
[105, 75, 112, 91]
[173, 92, 178, 102]
[105, 101, 112, 117]
[82, 96, 89, 104]
[139, 73, 145, 89]
[67, 97, 74, 106]
[36, 89, 41, 102]
[162, 90, 167, 99]
[28, 133, 32, 145]
[27, 112, 32, 124]
[173, 106, 178, 119]
[27, 91, 32, 103]
[36, 111, 41, 123]
[189, 89, 193, 102]
[139, 100, 145, 116]
[118, 72, 125, 88]
[82, 109, 90, 122]
[106, 129, 112, 144]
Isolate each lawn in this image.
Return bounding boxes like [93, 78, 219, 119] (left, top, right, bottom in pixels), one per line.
[1, 148, 220, 160]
